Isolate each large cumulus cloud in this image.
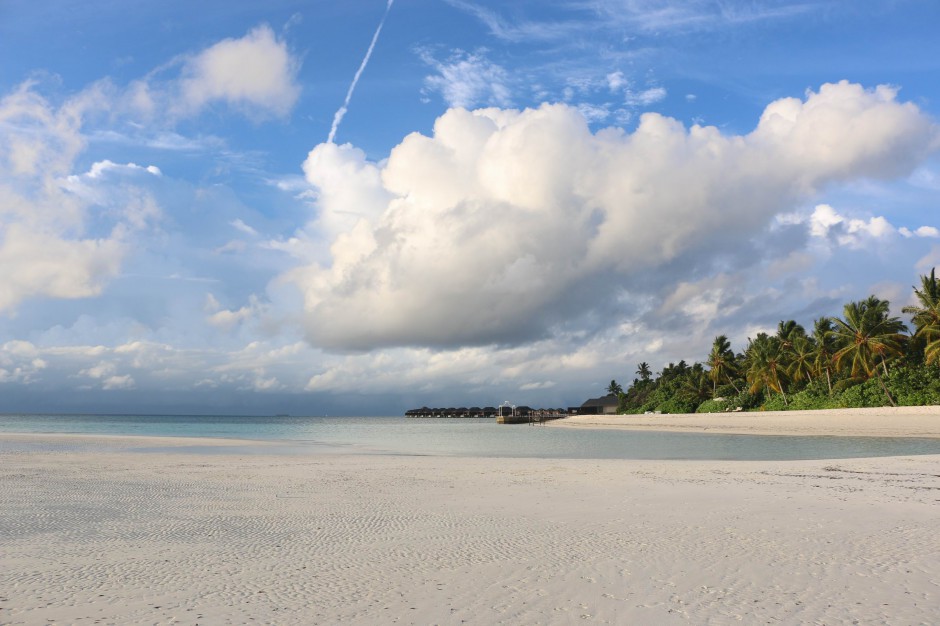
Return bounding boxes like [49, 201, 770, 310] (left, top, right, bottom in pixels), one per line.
[293, 81, 938, 351]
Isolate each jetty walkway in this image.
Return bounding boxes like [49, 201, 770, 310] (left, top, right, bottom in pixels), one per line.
[405, 406, 572, 424]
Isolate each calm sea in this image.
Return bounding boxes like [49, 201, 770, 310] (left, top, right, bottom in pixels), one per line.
[1, 413, 939, 461]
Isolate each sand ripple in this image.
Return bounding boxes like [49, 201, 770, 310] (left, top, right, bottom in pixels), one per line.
[1, 438, 938, 624]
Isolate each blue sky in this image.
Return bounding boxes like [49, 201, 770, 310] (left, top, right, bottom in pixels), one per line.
[1, 0, 938, 415]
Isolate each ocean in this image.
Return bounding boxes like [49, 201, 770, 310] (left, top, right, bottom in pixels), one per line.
[1, 413, 939, 461]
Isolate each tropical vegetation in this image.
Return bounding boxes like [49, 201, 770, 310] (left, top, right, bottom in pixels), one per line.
[609, 270, 940, 414]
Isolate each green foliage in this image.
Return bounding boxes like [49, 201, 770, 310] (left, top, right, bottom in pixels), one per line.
[655, 397, 696, 414]
[694, 399, 727, 413]
[885, 363, 940, 406]
[618, 379, 655, 413]
[902, 269, 940, 365]
[619, 361, 709, 414]
[611, 270, 940, 414]
[835, 378, 889, 408]
[696, 389, 763, 413]
[761, 393, 789, 411]
[765, 379, 839, 411]
[745, 333, 790, 404]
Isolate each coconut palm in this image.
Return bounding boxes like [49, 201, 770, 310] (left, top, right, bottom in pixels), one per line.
[776, 320, 806, 351]
[745, 333, 790, 406]
[830, 296, 908, 406]
[680, 362, 713, 407]
[812, 317, 837, 394]
[902, 268, 940, 365]
[707, 334, 739, 397]
[606, 379, 624, 396]
[636, 362, 652, 382]
[787, 335, 816, 387]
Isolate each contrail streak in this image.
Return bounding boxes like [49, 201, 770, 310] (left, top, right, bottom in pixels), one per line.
[327, 0, 395, 144]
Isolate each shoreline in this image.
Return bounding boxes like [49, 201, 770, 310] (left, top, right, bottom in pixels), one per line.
[550, 405, 940, 438]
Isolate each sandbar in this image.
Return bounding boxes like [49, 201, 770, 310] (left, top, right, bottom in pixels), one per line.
[550, 405, 940, 438]
[1, 432, 938, 624]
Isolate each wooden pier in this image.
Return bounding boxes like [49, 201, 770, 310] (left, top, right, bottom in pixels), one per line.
[405, 406, 571, 424]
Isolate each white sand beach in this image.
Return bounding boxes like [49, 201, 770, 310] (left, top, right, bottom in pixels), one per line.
[1, 430, 939, 625]
[552, 405, 940, 438]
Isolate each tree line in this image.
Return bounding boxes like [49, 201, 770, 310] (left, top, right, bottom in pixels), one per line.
[606, 269, 940, 414]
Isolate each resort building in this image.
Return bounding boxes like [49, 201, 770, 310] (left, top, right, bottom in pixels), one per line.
[577, 394, 620, 415]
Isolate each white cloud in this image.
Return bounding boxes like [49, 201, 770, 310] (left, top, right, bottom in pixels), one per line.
[899, 225, 940, 238]
[808, 203, 939, 247]
[626, 86, 667, 106]
[443, 0, 581, 42]
[592, 0, 819, 34]
[230, 218, 259, 236]
[659, 274, 741, 326]
[176, 24, 300, 119]
[83, 160, 162, 179]
[102, 374, 135, 390]
[0, 226, 125, 310]
[420, 49, 513, 109]
[916, 246, 940, 273]
[247, 371, 282, 391]
[291, 82, 938, 351]
[206, 294, 266, 331]
[60, 160, 164, 229]
[0, 85, 140, 313]
[0, 341, 47, 383]
[79, 361, 116, 379]
[520, 380, 557, 391]
[0, 335, 317, 397]
[565, 71, 666, 116]
[606, 71, 628, 92]
[301, 142, 391, 238]
[77, 361, 134, 390]
[575, 103, 611, 123]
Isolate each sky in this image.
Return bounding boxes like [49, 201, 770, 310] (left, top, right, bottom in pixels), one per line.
[1, 0, 939, 415]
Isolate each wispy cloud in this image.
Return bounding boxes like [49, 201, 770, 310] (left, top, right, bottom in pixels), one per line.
[443, 0, 588, 42]
[449, 0, 825, 43]
[419, 49, 513, 109]
[588, 0, 824, 34]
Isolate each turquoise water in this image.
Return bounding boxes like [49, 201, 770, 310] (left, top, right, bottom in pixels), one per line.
[1, 413, 939, 460]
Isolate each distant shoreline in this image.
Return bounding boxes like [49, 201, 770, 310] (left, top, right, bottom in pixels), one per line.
[549, 405, 940, 438]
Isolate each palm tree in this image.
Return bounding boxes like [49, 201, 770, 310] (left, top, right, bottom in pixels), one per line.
[606, 379, 623, 396]
[745, 333, 790, 406]
[812, 318, 837, 394]
[680, 362, 712, 408]
[830, 296, 908, 406]
[636, 362, 652, 382]
[707, 335, 739, 398]
[776, 319, 806, 356]
[787, 335, 816, 387]
[902, 268, 940, 365]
